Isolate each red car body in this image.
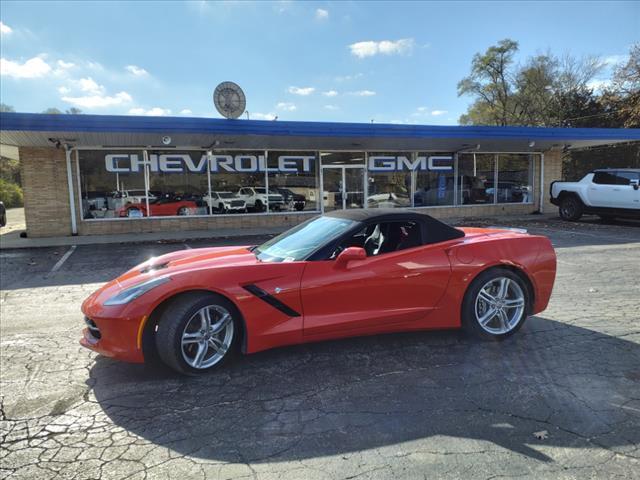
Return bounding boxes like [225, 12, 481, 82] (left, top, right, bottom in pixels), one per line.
[118, 198, 198, 217]
[81, 215, 556, 365]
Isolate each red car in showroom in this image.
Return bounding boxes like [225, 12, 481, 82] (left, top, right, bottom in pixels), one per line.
[81, 210, 556, 375]
[117, 194, 198, 217]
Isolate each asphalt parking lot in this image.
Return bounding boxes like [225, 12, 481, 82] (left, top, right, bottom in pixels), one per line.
[1, 216, 639, 479]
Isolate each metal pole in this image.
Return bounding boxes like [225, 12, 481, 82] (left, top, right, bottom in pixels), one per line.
[539, 153, 545, 213]
[64, 145, 78, 235]
[206, 150, 213, 216]
[143, 150, 150, 217]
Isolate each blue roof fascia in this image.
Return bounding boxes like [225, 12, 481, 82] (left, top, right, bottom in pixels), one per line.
[1, 112, 639, 142]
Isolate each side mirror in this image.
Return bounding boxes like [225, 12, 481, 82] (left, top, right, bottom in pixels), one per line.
[630, 179, 639, 191]
[334, 247, 366, 268]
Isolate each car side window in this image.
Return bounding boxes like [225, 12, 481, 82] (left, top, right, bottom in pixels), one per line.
[592, 172, 619, 185]
[615, 171, 640, 184]
[331, 221, 422, 258]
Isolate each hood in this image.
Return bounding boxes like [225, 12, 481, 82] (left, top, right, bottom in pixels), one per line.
[105, 246, 258, 293]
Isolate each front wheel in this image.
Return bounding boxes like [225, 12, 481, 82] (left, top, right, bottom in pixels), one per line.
[462, 268, 530, 340]
[155, 293, 239, 375]
[559, 196, 583, 221]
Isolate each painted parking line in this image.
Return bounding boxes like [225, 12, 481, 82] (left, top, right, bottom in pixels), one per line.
[183, 243, 192, 249]
[49, 245, 76, 274]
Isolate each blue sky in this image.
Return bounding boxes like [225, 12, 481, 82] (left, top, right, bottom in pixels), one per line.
[1, 1, 638, 125]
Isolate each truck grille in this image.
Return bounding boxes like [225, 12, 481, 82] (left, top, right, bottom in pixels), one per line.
[230, 200, 244, 207]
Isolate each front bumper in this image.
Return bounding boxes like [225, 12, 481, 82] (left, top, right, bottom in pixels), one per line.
[80, 314, 145, 363]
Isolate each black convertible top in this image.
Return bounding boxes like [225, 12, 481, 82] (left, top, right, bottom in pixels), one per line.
[325, 208, 465, 244]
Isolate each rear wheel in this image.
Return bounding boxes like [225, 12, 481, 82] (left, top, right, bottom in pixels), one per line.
[462, 268, 530, 340]
[254, 200, 265, 212]
[177, 206, 189, 216]
[155, 293, 239, 375]
[559, 195, 583, 221]
[126, 208, 142, 218]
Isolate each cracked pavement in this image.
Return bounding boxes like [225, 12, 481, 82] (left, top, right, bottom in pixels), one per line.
[1, 218, 639, 479]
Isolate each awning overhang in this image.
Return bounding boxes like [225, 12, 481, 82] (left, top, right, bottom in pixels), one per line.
[1, 112, 638, 152]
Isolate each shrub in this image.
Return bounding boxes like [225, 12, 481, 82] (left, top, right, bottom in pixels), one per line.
[0, 178, 24, 208]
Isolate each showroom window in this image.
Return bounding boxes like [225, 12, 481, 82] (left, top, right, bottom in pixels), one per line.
[210, 151, 267, 213]
[267, 151, 319, 212]
[77, 149, 147, 219]
[413, 152, 456, 207]
[457, 153, 496, 204]
[496, 154, 534, 203]
[367, 153, 412, 208]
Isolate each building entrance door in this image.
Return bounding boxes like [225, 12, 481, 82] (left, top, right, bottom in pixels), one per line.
[321, 166, 365, 212]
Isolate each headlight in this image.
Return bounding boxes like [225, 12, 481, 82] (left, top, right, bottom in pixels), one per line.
[104, 277, 170, 306]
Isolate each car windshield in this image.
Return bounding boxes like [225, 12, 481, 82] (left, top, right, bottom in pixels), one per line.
[255, 216, 356, 262]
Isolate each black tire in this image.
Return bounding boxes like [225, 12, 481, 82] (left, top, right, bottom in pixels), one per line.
[0, 213, 6, 227]
[294, 203, 305, 211]
[155, 292, 240, 375]
[461, 268, 531, 341]
[559, 195, 583, 221]
[254, 200, 265, 212]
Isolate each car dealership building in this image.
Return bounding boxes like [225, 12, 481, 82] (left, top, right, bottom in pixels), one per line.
[1, 112, 639, 238]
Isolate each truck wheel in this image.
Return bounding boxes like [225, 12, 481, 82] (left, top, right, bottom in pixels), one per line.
[254, 200, 265, 212]
[559, 196, 583, 221]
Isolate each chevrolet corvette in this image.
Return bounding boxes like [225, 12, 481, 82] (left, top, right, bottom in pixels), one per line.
[81, 210, 556, 375]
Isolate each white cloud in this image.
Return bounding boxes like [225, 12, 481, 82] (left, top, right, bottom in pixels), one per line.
[349, 38, 414, 58]
[252, 112, 277, 120]
[288, 86, 315, 96]
[0, 22, 12, 35]
[335, 73, 363, 82]
[126, 65, 149, 76]
[180, 108, 193, 115]
[587, 79, 612, 91]
[77, 77, 104, 95]
[1, 56, 51, 78]
[128, 107, 171, 116]
[417, 106, 428, 112]
[62, 91, 132, 108]
[324, 104, 339, 110]
[323, 90, 338, 97]
[57, 60, 75, 69]
[58, 86, 70, 95]
[349, 90, 376, 97]
[431, 110, 447, 116]
[603, 54, 628, 66]
[276, 102, 297, 111]
[315, 8, 329, 20]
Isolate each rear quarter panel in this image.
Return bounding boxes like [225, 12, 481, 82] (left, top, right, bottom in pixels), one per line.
[440, 232, 556, 326]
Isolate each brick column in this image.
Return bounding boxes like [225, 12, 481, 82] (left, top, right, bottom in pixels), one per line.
[19, 147, 73, 237]
[542, 148, 563, 214]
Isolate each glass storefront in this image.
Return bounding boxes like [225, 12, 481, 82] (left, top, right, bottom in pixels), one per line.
[76, 149, 536, 220]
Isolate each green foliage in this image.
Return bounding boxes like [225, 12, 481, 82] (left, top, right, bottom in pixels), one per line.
[0, 178, 23, 208]
[456, 39, 640, 128]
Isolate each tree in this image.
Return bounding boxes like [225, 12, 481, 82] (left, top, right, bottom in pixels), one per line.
[604, 44, 640, 128]
[42, 108, 63, 114]
[66, 107, 83, 115]
[457, 39, 604, 127]
[457, 39, 519, 126]
[0, 103, 15, 112]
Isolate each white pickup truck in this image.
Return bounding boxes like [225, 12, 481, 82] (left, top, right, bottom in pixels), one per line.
[550, 169, 640, 221]
[236, 187, 285, 212]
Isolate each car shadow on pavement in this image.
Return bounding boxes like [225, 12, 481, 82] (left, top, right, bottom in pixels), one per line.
[88, 316, 640, 464]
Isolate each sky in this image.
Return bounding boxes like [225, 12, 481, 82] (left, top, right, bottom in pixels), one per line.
[0, 1, 638, 125]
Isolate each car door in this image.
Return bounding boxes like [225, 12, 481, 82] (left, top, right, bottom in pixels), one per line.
[300, 224, 452, 338]
[586, 172, 618, 207]
[612, 171, 640, 209]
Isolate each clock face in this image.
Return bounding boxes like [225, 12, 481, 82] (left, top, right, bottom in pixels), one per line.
[213, 82, 246, 119]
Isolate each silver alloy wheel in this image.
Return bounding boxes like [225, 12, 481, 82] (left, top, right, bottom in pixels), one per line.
[178, 207, 189, 216]
[127, 208, 141, 218]
[474, 276, 526, 335]
[181, 304, 234, 369]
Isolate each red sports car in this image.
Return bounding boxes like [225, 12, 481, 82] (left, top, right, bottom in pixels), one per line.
[81, 210, 556, 375]
[118, 196, 197, 217]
